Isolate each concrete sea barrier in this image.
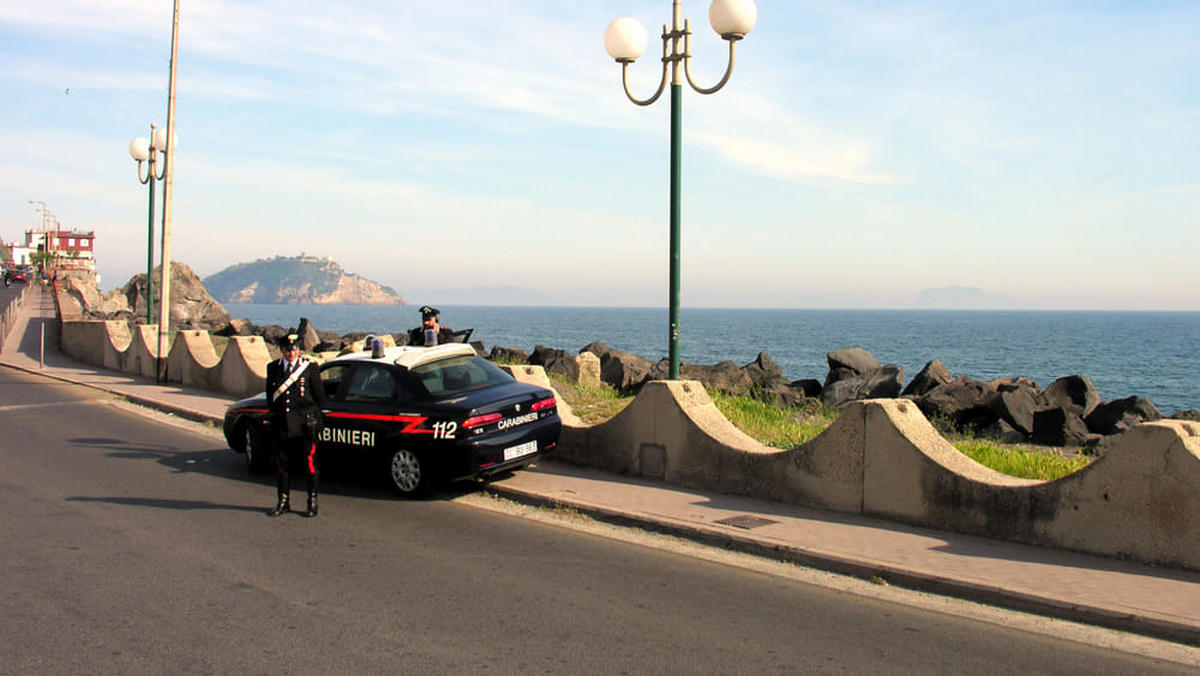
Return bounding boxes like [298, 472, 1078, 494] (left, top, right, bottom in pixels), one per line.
[59, 316, 1200, 571]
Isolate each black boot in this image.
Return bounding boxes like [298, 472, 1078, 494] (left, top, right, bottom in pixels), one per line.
[268, 474, 290, 517]
[303, 491, 318, 518]
[267, 492, 290, 517]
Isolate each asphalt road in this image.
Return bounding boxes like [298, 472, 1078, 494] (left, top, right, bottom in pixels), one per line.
[0, 366, 1192, 673]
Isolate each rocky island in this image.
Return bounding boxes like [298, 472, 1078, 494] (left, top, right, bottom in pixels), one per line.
[203, 255, 404, 305]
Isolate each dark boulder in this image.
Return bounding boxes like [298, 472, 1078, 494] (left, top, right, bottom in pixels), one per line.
[791, 379, 822, 398]
[1032, 406, 1090, 447]
[260, 324, 288, 345]
[489, 346, 529, 364]
[824, 347, 881, 387]
[529, 345, 580, 382]
[902, 360, 953, 397]
[916, 377, 998, 432]
[821, 365, 905, 409]
[582, 342, 654, 391]
[742, 352, 788, 390]
[987, 381, 1045, 437]
[1170, 410, 1200, 422]
[1044, 376, 1100, 418]
[296, 318, 321, 352]
[215, 318, 256, 337]
[649, 359, 755, 395]
[1085, 396, 1163, 435]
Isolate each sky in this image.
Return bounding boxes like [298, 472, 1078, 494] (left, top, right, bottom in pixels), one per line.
[0, 0, 1197, 310]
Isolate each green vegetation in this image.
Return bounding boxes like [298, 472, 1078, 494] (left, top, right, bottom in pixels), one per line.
[539, 371, 1090, 480]
[949, 437, 1090, 480]
[546, 372, 634, 424]
[710, 390, 839, 448]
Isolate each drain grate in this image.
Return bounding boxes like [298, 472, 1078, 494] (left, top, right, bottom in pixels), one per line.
[714, 514, 779, 530]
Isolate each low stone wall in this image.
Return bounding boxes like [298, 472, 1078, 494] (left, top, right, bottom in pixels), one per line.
[59, 318, 1200, 570]
[61, 319, 269, 399]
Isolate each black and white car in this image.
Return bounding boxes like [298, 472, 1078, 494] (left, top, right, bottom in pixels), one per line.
[223, 343, 561, 494]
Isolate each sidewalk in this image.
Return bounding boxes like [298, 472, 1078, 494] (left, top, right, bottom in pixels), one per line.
[4, 286, 1200, 647]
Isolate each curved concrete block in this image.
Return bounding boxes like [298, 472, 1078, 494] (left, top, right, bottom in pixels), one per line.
[1041, 420, 1200, 569]
[217, 336, 270, 400]
[166, 330, 220, 388]
[125, 324, 161, 378]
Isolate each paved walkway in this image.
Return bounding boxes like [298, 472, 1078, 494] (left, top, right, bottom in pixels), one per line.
[4, 285, 1200, 647]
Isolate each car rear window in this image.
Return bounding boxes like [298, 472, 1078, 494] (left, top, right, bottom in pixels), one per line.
[412, 355, 513, 397]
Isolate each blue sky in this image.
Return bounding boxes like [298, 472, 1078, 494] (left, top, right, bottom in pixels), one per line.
[1, 1, 1197, 309]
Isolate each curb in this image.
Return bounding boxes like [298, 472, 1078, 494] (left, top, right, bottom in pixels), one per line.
[482, 481, 1200, 648]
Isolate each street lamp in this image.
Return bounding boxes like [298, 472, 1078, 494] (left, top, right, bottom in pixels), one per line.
[129, 124, 169, 325]
[604, 0, 756, 380]
[27, 200, 50, 273]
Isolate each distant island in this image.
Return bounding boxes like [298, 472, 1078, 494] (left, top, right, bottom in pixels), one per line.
[203, 255, 405, 305]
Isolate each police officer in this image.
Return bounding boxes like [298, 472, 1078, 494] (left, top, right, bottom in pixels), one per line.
[407, 306, 454, 346]
[266, 333, 328, 517]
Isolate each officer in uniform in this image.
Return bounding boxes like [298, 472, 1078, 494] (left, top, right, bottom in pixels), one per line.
[265, 333, 328, 517]
[407, 306, 455, 346]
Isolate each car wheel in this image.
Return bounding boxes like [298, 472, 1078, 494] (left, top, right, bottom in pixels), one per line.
[243, 423, 269, 473]
[388, 448, 426, 495]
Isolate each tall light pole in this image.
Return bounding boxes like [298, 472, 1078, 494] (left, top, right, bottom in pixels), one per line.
[157, 0, 181, 382]
[129, 124, 168, 325]
[604, 0, 756, 380]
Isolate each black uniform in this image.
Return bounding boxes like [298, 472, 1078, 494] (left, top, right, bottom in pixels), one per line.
[265, 355, 327, 516]
[406, 325, 455, 346]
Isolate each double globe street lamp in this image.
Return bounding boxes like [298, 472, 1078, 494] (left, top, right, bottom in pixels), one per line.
[604, 0, 757, 380]
[128, 123, 170, 325]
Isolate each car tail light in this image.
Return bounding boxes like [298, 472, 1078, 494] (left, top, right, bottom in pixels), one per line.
[463, 412, 503, 429]
[531, 396, 556, 412]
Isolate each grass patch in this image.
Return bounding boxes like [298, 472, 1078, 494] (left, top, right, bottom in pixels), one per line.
[546, 372, 634, 425]
[710, 391, 839, 448]
[950, 438, 1090, 480]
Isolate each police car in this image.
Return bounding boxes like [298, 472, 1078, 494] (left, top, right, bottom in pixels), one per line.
[223, 342, 561, 495]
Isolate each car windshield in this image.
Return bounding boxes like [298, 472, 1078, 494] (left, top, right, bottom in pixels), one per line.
[411, 355, 514, 397]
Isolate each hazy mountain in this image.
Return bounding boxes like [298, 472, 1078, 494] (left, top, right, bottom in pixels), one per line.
[203, 255, 405, 305]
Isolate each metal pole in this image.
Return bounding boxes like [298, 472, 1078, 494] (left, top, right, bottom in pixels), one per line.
[145, 169, 156, 325]
[666, 0, 683, 380]
[39, 321, 44, 369]
[157, 0, 180, 383]
[668, 82, 682, 380]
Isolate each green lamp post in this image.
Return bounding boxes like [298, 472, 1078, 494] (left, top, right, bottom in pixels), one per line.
[604, 0, 757, 379]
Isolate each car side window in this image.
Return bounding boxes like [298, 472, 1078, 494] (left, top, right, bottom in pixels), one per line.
[319, 365, 348, 401]
[344, 365, 398, 404]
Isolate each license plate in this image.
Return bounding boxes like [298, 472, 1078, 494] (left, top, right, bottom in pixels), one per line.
[503, 440, 538, 461]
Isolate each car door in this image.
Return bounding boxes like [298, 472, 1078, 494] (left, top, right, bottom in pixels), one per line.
[319, 363, 399, 464]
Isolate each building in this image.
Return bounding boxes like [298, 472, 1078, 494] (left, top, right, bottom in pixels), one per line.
[22, 227, 97, 272]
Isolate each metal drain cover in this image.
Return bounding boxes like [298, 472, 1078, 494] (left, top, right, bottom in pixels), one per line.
[714, 515, 779, 530]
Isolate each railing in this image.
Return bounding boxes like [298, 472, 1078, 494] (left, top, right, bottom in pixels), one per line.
[0, 282, 31, 353]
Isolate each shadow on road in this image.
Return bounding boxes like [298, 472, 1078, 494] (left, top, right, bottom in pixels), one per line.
[69, 435, 490, 504]
[65, 496, 264, 513]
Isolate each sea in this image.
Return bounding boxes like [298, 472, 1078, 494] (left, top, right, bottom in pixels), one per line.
[226, 304, 1200, 415]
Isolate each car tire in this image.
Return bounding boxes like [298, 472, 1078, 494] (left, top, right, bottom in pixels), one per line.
[387, 448, 427, 495]
[242, 423, 270, 473]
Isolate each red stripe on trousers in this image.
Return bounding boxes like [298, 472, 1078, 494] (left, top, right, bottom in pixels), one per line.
[308, 443, 317, 474]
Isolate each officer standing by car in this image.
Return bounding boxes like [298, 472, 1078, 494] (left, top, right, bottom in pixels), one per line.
[265, 333, 328, 517]
[407, 306, 455, 346]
